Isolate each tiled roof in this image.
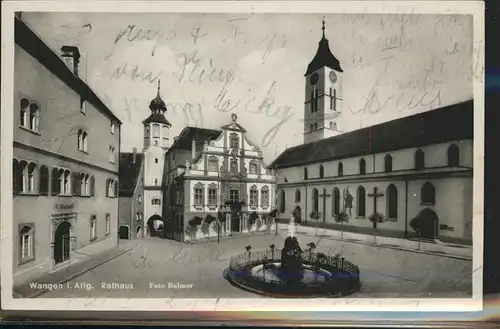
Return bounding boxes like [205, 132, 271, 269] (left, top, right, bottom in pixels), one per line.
[142, 113, 171, 126]
[170, 127, 222, 151]
[119, 152, 143, 197]
[15, 18, 122, 124]
[270, 100, 473, 169]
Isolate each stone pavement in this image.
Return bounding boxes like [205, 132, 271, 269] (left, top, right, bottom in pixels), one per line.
[14, 241, 134, 298]
[39, 233, 472, 299]
[276, 223, 472, 260]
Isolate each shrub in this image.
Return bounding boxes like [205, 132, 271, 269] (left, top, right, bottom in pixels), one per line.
[309, 210, 321, 221]
[269, 208, 279, 218]
[334, 210, 350, 223]
[188, 216, 203, 227]
[368, 212, 385, 224]
[205, 214, 216, 225]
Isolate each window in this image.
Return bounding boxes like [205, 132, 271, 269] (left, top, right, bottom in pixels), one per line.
[357, 186, 366, 217]
[80, 98, 86, 114]
[386, 184, 398, 219]
[332, 188, 340, 215]
[421, 182, 436, 205]
[261, 186, 269, 207]
[310, 90, 314, 112]
[304, 167, 308, 180]
[194, 183, 204, 206]
[155, 178, 158, 186]
[384, 154, 393, 172]
[359, 158, 366, 174]
[208, 156, 219, 172]
[138, 194, 142, 204]
[77, 129, 88, 152]
[230, 188, 239, 202]
[338, 162, 343, 176]
[229, 133, 239, 149]
[312, 188, 319, 212]
[20, 98, 29, 128]
[13, 159, 20, 194]
[295, 189, 301, 203]
[447, 144, 460, 166]
[105, 214, 111, 235]
[162, 125, 169, 139]
[415, 149, 425, 170]
[151, 198, 161, 205]
[152, 124, 160, 138]
[230, 158, 238, 173]
[319, 164, 324, 178]
[82, 174, 90, 196]
[208, 185, 217, 205]
[250, 185, 258, 206]
[279, 190, 286, 213]
[39, 165, 49, 195]
[90, 216, 97, 241]
[106, 179, 117, 197]
[329, 88, 333, 110]
[19, 225, 34, 261]
[109, 146, 116, 163]
[314, 88, 319, 112]
[61, 169, 71, 195]
[110, 122, 115, 134]
[155, 158, 158, 163]
[19, 162, 36, 193]
[249, 160, 258, 174]
[20, 98, 40, 132]
[89, 176, 95, 197]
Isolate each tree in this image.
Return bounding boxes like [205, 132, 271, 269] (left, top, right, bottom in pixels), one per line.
[334, 210, 349, 240]
[248, 211, 258, 232]
[309, 210, 321, 236]
[368, 212, 385, 244]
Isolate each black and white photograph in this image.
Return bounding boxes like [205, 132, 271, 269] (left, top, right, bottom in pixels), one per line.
[1, 1, 484, 312]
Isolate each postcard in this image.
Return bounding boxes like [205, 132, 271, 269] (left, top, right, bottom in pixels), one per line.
[1, 0, 484, 314]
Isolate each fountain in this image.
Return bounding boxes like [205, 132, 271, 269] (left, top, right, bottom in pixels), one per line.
[224, 213, 361, 297]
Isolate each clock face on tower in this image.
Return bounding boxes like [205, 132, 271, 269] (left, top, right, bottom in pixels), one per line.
[329, 71, 337, 83]
[309, 72, 319, 85]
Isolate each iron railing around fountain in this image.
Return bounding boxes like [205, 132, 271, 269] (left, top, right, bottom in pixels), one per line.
[229, 248, 360, 278]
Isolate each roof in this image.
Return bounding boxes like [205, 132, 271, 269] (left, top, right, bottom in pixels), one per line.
[270, 100, 473, 169]
[15, 18, 122, 124]
[142, 113, 172, 126]
[170, 127, 222, 150]
[119, 152, 143, 197]
[305, 22, 343, 75]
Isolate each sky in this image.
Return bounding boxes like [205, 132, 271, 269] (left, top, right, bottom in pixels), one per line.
[21, 12, 475, 163]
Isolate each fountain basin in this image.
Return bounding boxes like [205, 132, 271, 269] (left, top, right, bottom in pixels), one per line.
[224, 250, 361, 298]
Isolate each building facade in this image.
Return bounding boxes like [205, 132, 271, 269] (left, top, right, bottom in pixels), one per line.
[13, 17, 122, 285]
[270, 21, 473, 245]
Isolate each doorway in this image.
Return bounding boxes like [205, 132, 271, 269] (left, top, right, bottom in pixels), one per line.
[417, 208, 439, 239]
[231, 213, 241, 232]
[119, 226, 130, 239]
[54, 221, 71, 264]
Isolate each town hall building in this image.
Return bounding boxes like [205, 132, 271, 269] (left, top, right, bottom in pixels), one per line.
[269, 21, 473, 245]
[119, 83, 277, 242]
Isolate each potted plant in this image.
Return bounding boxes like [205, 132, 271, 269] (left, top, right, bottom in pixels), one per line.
[203, 214, 216, 238]
[368, 212, 385, 244]
[309, 210, 321, 236]
[187, 216, 203, 240]
[335, 210, 350, 240]
[248, 211, 258, 232]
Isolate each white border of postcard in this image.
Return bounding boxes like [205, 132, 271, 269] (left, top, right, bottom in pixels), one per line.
[1, 0, 484, 312]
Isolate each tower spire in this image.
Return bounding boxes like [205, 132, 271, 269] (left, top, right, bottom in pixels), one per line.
[322, 17, 326, 39]
[157, 79, 161, 95]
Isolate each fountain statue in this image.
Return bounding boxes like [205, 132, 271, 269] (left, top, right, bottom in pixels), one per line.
[288, 214, 297, 237]
[278, 236, 304, 284]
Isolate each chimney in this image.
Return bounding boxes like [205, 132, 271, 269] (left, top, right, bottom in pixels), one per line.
[191, 139, 196, 160]
[132, 147, 137, 164]
[61, 46, 81, 76]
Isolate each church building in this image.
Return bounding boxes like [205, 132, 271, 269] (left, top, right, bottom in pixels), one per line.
[270, 21, 473, 245]
[118, 84, 276, 242]
[13, 17, 122, 286]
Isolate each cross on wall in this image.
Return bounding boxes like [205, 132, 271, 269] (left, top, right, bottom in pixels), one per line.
[367, 186, 384, 228]
[319, 189, 331, 223]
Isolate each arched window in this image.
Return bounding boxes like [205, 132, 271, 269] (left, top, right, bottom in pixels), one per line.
[250, 185, 258, 206]
[261, 186, 269, 207]
[319, 164, 324, 178]
[338, 162, 344, 176]
[20, 98, 29, 128]
[295, 189, 301, 203]
[415, 149, 425, 170]
[384, 154, 393, 172]
[359, 158, 366, 174]
[89, 175, 95, 196]
[82, 131, 88, 152]
[279, 190, 286, 213]
[63, 170, 71, 194]
[29, 103, 40, 131]
[208, 156, 219, 172]
[447, 144, 460, 166]
[230, 158, 238, 173]
[51, 167, 59, 195]
[27, 162, 36, 192]
[39, 165, 49, 195]
[19, 160, 28, 193]
[152, 124, 160, 138]
[77, 129, 83, 150]
[421, 182, 436, 205]
[304, 167, 308, 180]
[84, 174, 90, 196]
[229, 133, 239, 149]
[19, 225, 34, 261]
[249, 160, 258, 174]
[357, 186, 366, 217]
[312, 188, 319, 212]
[13, 159, 20, 194]
[332, 187, 340, 216]
[386, 184, 398, 219]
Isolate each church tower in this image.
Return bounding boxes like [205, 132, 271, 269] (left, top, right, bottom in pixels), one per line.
[303, 19, 344, 144]
[142, 81, 171, 222]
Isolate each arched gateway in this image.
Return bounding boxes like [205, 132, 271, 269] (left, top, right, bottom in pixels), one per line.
[54, 221, 71, 264]
[147, 214, 166, 238]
